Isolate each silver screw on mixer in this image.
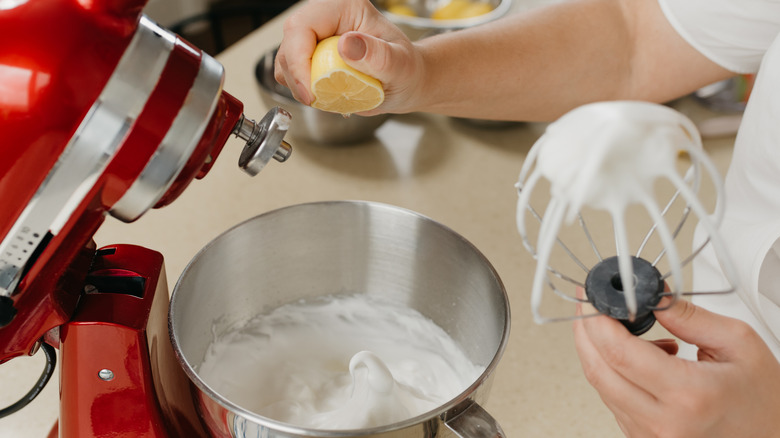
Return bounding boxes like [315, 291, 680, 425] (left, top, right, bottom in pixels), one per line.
[98, 369, 115, 381]
[234, 107, 293, 176]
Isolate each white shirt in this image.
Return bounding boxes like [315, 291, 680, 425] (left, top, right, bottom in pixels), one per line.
[658, 0, 780, 356]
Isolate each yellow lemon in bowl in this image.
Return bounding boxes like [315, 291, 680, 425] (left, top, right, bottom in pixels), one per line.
[310, 36, 385, 115]
[431, 0, 493, 20]
[387, 3, 417, 16]
[459, 2, 494, 17]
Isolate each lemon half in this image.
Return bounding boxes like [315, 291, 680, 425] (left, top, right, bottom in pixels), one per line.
[310, 36, 385, 115]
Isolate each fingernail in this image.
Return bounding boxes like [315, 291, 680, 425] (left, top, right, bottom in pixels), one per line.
[341, 34, 367, 61]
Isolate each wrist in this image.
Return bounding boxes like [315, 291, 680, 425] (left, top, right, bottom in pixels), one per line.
[409, 39, 444, 113]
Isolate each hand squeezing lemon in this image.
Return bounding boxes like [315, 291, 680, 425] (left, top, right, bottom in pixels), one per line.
[310, 36, 385, 115]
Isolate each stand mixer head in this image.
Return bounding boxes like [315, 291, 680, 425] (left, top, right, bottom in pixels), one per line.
[0, 0, 291, 362]
[516, 101, 738, 335]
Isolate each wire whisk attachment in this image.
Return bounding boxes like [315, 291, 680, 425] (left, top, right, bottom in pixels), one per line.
[516, 101, 738, 335]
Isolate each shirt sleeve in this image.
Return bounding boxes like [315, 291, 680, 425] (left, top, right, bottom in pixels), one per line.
[658, 0, 780, 73]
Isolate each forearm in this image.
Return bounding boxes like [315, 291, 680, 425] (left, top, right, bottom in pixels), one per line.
[412, 0, 732, 121]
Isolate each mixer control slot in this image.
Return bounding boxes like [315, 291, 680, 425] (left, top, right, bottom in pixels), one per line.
[84, 274, 145, 298]
[95, 248, 116, 257]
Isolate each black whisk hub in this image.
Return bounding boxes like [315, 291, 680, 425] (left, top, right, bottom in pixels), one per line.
[585, 255, 664, 335]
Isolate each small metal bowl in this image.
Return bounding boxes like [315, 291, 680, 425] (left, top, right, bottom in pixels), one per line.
[372, 0, 512, 40]
[255, 48, 390, 145]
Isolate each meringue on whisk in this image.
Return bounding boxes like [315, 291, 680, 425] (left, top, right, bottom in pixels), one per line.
[516, 101, 738, 335]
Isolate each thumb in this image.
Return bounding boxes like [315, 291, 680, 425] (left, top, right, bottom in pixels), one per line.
[654, 296, 751, 360]
[338, 32, 395, 83]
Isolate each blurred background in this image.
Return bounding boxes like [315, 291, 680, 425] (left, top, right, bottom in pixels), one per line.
[144, 0, 299, 55]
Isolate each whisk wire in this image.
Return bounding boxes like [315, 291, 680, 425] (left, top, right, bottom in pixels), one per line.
[661, 236, 708, 281]
[579, 213, 604, 262]
[524, 204, 591, 275]
[548, 274, 589, 303]
[611, 209, 638, 319]
[640, 188, 683, 298]
[647, 163, 699, 265]
[651, 204, 691, 267]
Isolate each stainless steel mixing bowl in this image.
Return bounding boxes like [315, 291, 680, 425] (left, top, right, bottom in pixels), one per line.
[255, 49, 390, 145]
[169, 201, 510, 438]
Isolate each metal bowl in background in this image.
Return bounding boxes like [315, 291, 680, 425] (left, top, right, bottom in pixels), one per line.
[372, 0, 512, 41]
[255, 48, 390, 145]
[374, 0, 520, 128]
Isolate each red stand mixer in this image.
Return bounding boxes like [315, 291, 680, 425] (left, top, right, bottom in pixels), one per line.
[0, 0, 292, 435]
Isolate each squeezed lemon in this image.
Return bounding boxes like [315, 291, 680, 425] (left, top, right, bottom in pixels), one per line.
[310, 36, 385, 115]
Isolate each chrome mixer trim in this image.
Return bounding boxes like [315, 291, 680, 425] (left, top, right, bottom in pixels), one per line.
[110, 52, 224, 222]
[0, 16, 174, 297]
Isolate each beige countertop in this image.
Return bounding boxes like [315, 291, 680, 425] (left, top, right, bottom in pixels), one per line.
[0, 3, 738, 437]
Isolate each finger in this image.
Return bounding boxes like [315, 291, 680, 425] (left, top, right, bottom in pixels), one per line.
[653, 296, 759, 361]
[615, 417, 631, 437]
[614, 409, 645, 438]
[581, 306, 684, 397]
[278, 0, 353, 104]
[573, 315, 659, 418]
[276, 36, 315, 105]
[650, 338, 679, 355]
[575, 288, 658, 417]
[338, 32, 401, 85]
[274, 50, 289, 88]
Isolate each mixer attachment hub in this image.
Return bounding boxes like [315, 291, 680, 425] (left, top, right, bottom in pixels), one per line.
[235, 107, 293, 176]
[585, 256, 664, 335]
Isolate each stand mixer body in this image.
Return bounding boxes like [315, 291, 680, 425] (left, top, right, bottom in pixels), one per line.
[55, 244, 207, 437]
[0, 0, 291, 435]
